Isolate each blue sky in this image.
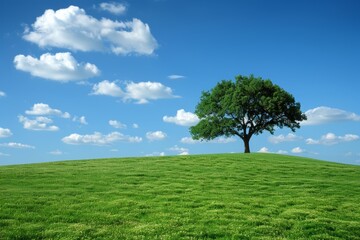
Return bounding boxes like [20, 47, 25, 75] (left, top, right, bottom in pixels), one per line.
[1, 0, 360, 165]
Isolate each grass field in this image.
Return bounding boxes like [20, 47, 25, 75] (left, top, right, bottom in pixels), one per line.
[0, 153, 359, 239]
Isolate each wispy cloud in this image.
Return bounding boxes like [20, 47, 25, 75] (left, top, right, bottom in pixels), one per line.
[109, 120, 127, 129]
[0, 91, 6, 97]
[168, 75, 185, 80]
[0, 142, 35, 149]
[169, 145, 189, 155]
[99, 2, 127, 15]
[180, 136, 236, 144]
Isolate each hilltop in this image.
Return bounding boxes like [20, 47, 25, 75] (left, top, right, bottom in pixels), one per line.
[0, 153, 359, 239]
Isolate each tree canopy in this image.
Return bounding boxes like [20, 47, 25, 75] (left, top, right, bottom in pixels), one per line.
[190, 74, 307, 153]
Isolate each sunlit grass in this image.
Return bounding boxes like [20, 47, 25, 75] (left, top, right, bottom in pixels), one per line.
[0, 153, 359, 239]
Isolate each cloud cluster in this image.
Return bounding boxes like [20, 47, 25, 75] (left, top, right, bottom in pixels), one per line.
[163, 109, 199, 126]
[306, 133, 359, 145]
[169, 145, 189, 155]
[268, 133, 301, 144]
[14, 52, 99, 82]
[19, 116, 59, 131]
[62, 131, 142, 145]
[146, 131, 167, 141]
[23, 5, 157, 55]
[25, 103, 70, 118]
[92, 80, 177, 104]
[303, 106, 360, 125]
[0, 128, 12, 138]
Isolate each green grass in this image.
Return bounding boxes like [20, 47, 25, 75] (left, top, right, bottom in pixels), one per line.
[0, 153, 359, 239]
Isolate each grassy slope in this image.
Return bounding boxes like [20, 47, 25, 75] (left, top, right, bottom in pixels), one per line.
[0, 153, 359, 240]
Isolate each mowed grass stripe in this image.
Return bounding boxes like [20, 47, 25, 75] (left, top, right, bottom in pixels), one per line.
[0, 153, 359, 239]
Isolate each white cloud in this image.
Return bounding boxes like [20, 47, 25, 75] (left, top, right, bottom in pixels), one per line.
[306, 133, 359, 145]
[25, 103, 70, 118]
[100, 2, 127, 15]
[0, 128, 12, 138]
[0, 91, 6, 97]
[132, 123, 139, 129]
[92, 80, 124, 97]
[0, 152, 10, 157]
[169, 145, 189, 155]
[163, 109, 199, 126]
[23, 5, 157, 55]
[92, 80, 177, 104]
[168, 75, 185, 80]
[0, 142, 35, 149]
[19, 115, 59, 131]
[62, 131, 142, 145]
[291, 147, 304, 153]
[73, 116, 88, 125]
[50, 150, 63, 155]
[146, 131, 167, 141]
[277, 150, 288, 154]
[303, 106, 360, 125]
[14, 52, 100, 82]
[109, 120, 127, 129]
[180, 136, 236, 144]
[124, 81, 178, 104]
[258, 147, 270, 153]
[268, 133, 301, 144]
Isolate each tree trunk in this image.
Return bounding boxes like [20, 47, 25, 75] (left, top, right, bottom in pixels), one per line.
[243, 137, 251, 153]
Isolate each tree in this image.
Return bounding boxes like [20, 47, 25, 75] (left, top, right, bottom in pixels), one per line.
[190, 74, 307, 153]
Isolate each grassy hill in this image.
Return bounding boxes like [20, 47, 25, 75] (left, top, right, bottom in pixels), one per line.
[0, 153, 359, 239]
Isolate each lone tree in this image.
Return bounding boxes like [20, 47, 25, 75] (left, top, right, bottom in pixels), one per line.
[190, 74, 307, 153]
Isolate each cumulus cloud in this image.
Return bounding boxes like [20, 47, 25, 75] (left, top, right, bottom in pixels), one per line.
[163, 109, 199, 126]
[0, 142, 35, 149]
[268, 133, 301, 144]
[25, 103, 70, 118]
[169, 145, 189, 155]
[14, 52, 100, 82]
[180, 136, 236, 144]
[19, 115, 59, 131]
[146, 131, 167, 141]
[23, 5, 157, 55]
[0, 128, 12, 138]
[92, 80, 177, 104]
[306, 133, 359, 145]
[0, 91, 6, 97]
[62, 131, 142, 145]
[258, 147, 270, 153]
[291, 147, 304, 153]
[109, 120, 127, 129]
[124, 81, 178, 104]
[303, 106, 360, 125]
[168, 75, 185, 80]
[92, 80, 124, 97]
[100, 2, 127, 15]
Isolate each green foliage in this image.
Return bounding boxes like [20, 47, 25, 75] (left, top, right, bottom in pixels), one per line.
[190, 75, 307, 152]
[0, 154, 359, 239]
